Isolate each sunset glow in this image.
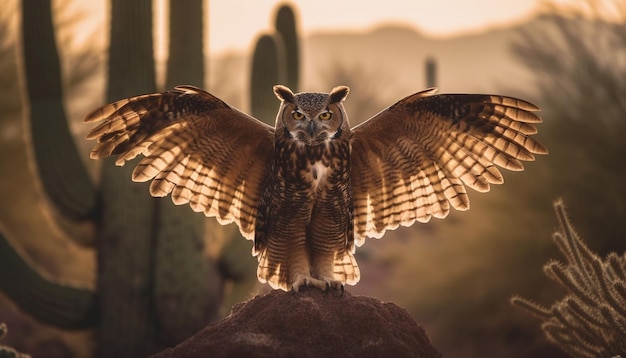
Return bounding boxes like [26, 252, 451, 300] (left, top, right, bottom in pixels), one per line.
[208, 0, 540, 53]
[73, 0, 590, 56]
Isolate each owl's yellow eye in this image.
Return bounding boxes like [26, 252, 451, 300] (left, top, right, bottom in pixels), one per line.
[318, 111, 332, 120]
[292, 111, 305, 120]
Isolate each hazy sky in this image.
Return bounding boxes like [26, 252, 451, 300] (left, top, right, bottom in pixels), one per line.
[75, 0, 581, 56]
[205, 0, 574, 53]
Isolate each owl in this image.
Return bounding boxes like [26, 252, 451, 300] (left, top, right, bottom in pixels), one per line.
[84, 85, 547, 292]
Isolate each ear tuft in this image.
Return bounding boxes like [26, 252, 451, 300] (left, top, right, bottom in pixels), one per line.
[273, 85, 295, 103]
[329, 86, 349, 104]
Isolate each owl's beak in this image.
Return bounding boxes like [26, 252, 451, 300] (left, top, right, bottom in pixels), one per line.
[306, 120, 317, 138]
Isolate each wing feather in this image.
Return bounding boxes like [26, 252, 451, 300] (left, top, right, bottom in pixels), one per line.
[85, 85, 274, 240]
[350, 89, 547, 243]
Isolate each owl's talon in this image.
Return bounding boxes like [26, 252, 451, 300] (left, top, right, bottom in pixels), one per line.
[316, 278, 345, 294]
[328, 280, 345, 295]
[292, 276, 337, 292]
[291, 277, 310, 293]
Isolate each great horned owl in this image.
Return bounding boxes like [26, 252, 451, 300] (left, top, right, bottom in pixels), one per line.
[85, 85, 547, 292]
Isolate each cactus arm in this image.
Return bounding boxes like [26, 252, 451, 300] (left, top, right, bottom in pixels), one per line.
[0, 226, 96, 329]
[21, 0, 97, 221]
[250, 34, 285, 125]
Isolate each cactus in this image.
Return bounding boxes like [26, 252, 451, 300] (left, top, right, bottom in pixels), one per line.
[96, 1, 161, 356]
[158, 0, 222, 346]
[0, 227, 95, 329]
[512, 200, 626, 357]
[425, 56, 437, 88]
[250, 33, 286, 124]
[165, 0, 205, 89]
[21, 0, 97, 221]
[250, 4, 301, 124]
[0, 0, 237, 356]
[274, 4, 300, 92]
[1, 0, 98, 331]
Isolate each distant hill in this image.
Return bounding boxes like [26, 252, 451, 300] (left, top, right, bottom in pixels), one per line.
[301, 19, 544, 96]
[207, 16, 557, 117]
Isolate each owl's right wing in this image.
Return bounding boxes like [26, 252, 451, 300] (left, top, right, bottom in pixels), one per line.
[349, 88, 547, 245]
[85, 85, 274, 240]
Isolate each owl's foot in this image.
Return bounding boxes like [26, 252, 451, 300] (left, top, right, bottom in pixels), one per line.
[290, 275, 344, 294]
[323, 279, 345, 294]
[291, 276, 326, 292]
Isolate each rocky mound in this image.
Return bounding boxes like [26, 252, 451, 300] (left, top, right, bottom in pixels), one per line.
[153, 288, 440, 358]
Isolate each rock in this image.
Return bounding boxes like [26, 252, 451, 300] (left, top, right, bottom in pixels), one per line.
[152, 289, 441, 358]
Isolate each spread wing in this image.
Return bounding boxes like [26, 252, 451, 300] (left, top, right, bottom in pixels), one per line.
[349, 88, 547, 244]
[84, 85, 274, 240]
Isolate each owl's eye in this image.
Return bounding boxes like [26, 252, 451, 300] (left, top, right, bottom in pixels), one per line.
[318, 111, 332, 120]
[292, 111, 305, 120]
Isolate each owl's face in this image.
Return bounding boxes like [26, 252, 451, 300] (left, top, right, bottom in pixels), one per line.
[274, 85, 350, 145]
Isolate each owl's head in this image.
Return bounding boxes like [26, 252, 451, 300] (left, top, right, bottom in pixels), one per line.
[273, 85, 350, 145]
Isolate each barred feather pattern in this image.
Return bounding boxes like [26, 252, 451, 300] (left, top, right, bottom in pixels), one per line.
[84, 85, 546, 292]
[84, 85, 274, 240]
[350, 89, 547, 245]
[254, 124, 358, 291]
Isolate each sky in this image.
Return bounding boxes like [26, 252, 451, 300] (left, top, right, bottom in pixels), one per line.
[73, 0, 585, 56]
[206, 0, 546, 53]
[210, 0, 582, 54]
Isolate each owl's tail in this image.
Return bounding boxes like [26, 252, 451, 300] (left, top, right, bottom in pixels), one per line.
[333, 250, 360, 286]
[256, 248, 289, 291]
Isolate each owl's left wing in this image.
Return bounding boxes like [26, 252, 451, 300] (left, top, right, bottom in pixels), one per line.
[85, 85, 274, 240]
[349, 88, 547, 244]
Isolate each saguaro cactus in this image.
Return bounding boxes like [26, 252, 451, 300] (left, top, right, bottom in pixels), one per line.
[250, 33, 285, 124]
[0, 227, 95, 329]
[166, 0, 205, 89]
[5, 0, 98, 331]
[0, 0, 235, 356]
[274, 4, 300, 92]
[250, 4, 300, 124]
[425, 56, 437, 88]
[97, 1, 161, 356]
[21, 0, 97, 221]
[157, 0, 221, 346]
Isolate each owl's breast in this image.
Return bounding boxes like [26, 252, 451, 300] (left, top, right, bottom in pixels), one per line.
[307, 160, 328, 190]
[271, 137, 351, 196]
[254, 139, 353, 247]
